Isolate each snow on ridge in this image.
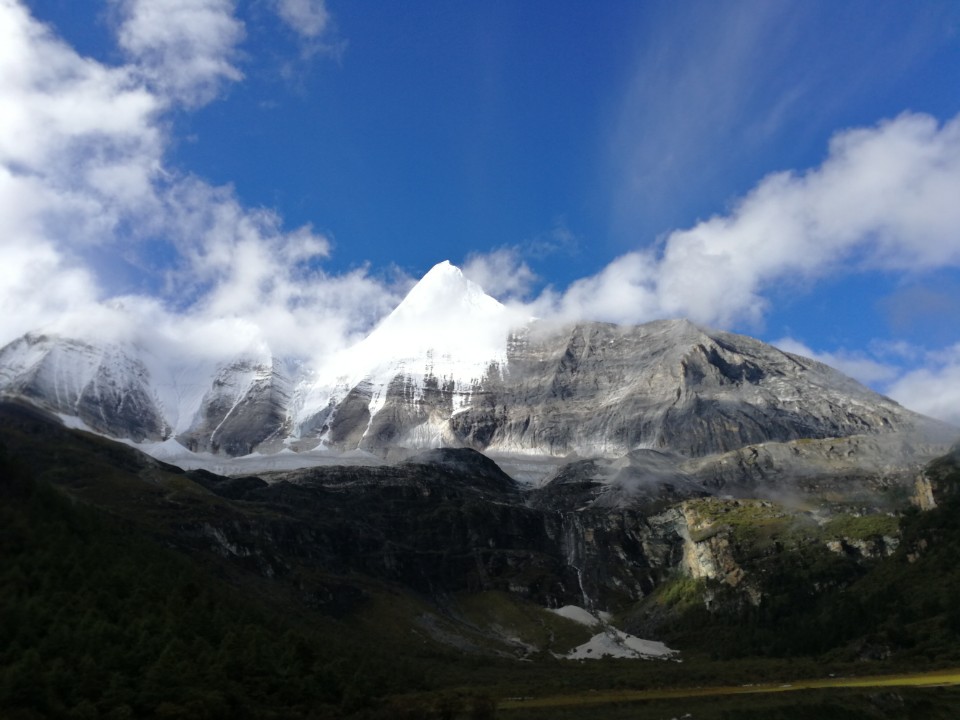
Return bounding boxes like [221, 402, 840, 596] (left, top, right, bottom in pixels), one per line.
[338, 259, 511, 380]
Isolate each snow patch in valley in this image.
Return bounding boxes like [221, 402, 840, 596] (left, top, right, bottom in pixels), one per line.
[549, 605, 602, 627]
[566, 627, 677, 660]
[548, 605, 678, 661]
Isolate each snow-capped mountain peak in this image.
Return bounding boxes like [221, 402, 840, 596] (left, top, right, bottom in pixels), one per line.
[290, 261, 515, 446]
[383, 260, 505, 326]
[0, 332, 169, 442]
[359, 260, 509, 364]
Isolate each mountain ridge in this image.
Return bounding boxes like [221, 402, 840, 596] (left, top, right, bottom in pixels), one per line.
[0, 263, 953, 474]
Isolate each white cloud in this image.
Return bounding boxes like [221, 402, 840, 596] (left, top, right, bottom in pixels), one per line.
[886, 344, 960, 428]
[111, 0, 244, 107]
[462, 248, 537, 301]
[547, 251, 661, 326]
[0, 0, 157, 342]
[274, 0, 330, 39]
[547, 112, 960, 329]
[0, 0, 400, 366]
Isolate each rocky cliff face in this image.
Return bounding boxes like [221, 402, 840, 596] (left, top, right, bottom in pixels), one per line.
[681, 433, 948, 500]
[912, 440, 960, 509]
[439, 319, 942, 459]
[172, 444, 927, 612]
[181, 448, 682, 609]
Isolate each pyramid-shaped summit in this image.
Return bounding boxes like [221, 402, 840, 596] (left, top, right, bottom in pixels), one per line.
[382, 260, 505, 327]
[287, 261, 517, 450]
[341, 260, 512, 379]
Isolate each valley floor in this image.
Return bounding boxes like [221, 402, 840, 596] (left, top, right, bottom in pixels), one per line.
[498, 666, 960, 712]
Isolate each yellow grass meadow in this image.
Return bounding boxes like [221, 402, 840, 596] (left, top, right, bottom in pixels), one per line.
[498, 667, 960, 711]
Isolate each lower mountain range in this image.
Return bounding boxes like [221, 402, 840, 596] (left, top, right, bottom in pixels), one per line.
[3, 398, 960, 719]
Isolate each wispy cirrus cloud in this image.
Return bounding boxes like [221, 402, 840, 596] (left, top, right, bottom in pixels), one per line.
[771, 338, 900, 386]
[775, 336, 960, 427]
[608, 2, 960, 257]
[274, 0, 330, 39]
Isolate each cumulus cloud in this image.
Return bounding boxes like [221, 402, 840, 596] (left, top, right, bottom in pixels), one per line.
[111, 0, 244, 107]
[0, 0, 156, 340]
[546, 112, 960, 328]
[0, 0, 400, 365]
[462, 248, 537, 301]
[886, 345, 960, 428]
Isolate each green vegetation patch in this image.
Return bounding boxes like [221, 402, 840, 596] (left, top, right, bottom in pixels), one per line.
[684, 498, 820, 549]
[650, 575, 707, 612]
[823, 513, 900, 540]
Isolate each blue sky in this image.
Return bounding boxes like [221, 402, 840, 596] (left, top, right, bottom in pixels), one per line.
[3, 0, 960, 423]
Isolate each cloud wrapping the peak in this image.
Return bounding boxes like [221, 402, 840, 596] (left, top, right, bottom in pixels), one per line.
[550, 112, 960, 329]
[462, 248, 537, 302]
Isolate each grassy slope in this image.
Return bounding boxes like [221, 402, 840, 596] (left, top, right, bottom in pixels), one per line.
[633, 446, 960, 665]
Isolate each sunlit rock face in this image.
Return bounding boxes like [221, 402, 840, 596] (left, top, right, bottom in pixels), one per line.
[0, 261, 952, 462]
[444, 318, 940, 459]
